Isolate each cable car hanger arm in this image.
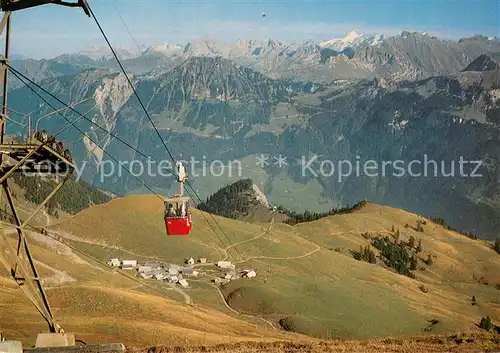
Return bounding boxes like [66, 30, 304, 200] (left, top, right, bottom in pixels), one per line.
[0, 0, 90, 16]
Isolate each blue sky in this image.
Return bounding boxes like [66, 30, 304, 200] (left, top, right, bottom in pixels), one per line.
[7, 0, 500, 58]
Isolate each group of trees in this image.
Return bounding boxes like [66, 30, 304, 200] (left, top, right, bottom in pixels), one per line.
[278, 200, 368, 225]
[351, 230, 425, 279]
[197, 178, 257, 219]
[428, 216, 478, 240]
[479, 316, 500, 333]
[480, 316, 493, 331]
[13, 174, 111, 215]
[370, 235, 419, 278]
[351, 245, 377, 264]
[494, 238, 500, 255]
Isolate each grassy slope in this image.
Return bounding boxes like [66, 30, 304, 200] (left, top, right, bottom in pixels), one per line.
[134, 333, 500, 353]
[291, 203, 500, 335]
[0, 227, 308, 348]
[0, 184, 308, 347]
[41, 195, 500, 342]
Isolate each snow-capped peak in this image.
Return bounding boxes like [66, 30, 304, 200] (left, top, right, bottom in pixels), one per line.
[144, 43, 183, 57]
[319, 30, 363, 49]
[76, 45, 139, 61]
[345, 30, 362, 41]
[319, 31, 385, 51]
[76, 45, 112, 60]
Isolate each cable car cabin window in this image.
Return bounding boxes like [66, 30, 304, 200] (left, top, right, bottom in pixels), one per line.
[164, 198, 192, 236]
[164, 200, 189, 218]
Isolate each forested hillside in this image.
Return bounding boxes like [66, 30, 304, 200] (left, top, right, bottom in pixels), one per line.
[12, 174, 112, 216]
[197, 179, 259, 219]
[277, 201, 369, 224]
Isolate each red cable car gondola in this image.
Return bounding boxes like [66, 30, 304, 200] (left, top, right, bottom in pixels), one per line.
[164, 161, 192, 236]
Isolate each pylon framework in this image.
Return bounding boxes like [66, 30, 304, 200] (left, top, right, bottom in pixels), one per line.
[0, 0, 89, 339]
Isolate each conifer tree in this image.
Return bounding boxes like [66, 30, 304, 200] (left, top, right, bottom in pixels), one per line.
[416, 240, 422, 253]
[408, 236, 416, 248]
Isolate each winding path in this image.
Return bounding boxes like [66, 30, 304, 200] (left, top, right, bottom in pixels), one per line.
[167, 282, 192, 305]
[189, 278, 277, 331]
[234, 245, 320, 264]
[189, 216, 324, 330]
[192, 217, 275, 268]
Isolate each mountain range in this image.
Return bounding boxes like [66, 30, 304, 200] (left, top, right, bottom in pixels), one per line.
[9, 31, 500, 89]
[3, 30, 500, 240]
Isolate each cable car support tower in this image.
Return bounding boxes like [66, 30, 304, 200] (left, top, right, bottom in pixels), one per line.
[0, 1, 122, 350]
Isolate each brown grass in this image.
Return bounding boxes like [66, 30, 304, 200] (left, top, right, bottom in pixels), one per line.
[3, 195, 500, 348]
[129, 332, 500, 352]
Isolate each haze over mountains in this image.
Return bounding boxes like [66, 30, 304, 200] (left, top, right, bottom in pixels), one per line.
[4, 29, 500, 239]
[10, 30, 500, 86]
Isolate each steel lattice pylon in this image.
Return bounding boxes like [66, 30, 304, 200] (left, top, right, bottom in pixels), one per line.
[0, 0, 89, 336]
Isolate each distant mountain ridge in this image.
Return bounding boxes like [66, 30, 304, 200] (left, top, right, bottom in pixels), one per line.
[463, 53, 500, 72]
[9, 30, 500, 88]
[74, 45, 141, 62]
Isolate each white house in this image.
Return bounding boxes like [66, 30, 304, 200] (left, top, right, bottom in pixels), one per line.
[186, 258, 195, 265]
[107, 258, 120, 267]
[154, 272, 168, 280]
[145, 261, 161, 269]
[137, 266, 152, 273]
[213, 278, 230, 285]
[243, 270, 256, 278]
[179, 279, 189, 288]
[122, 260, 137, 267]
[217, 261, 235, 269]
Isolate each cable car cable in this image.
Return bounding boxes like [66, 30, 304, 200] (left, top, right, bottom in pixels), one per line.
[7, 68, 229, 251]
[8, 69, 166, 202]
[85, 5, 244, 259]
[7, 68, 233, 253]
[109, 0, 148, 67]
[0, 211, 193, 303]
[4, 63, 162, 164]
[4, 41, 243, 258]
[86, 4, 177, 165]
[1, 207, 221, 275]
[8, 65, 240, 257]
[183, 184, 243, 259]
[184, 182, 244, 257]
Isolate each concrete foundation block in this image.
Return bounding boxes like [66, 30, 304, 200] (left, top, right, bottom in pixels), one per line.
[25, 343, 125, 353]
[35, 334, 75, 348]
[0, 340, 23, 353]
